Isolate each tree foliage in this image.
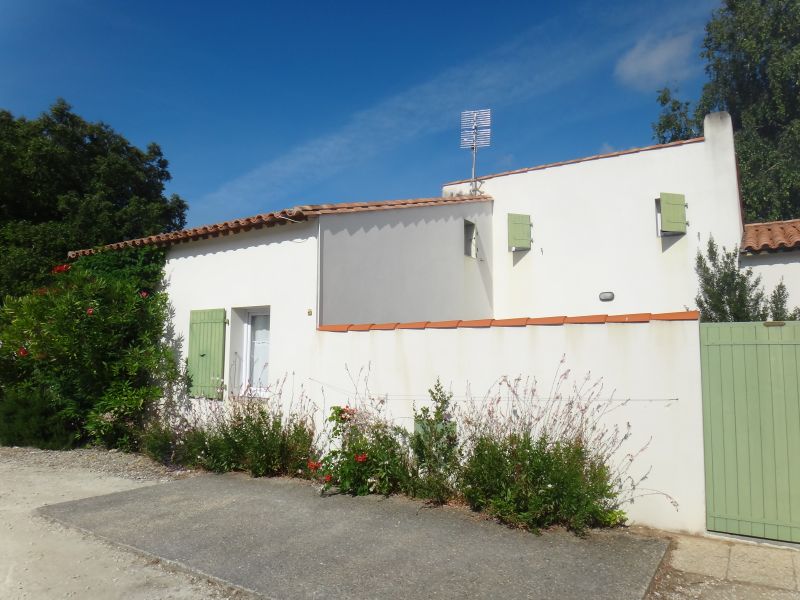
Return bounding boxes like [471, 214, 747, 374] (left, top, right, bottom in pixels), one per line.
[0, 99, 187, 298]
[652, 0, 800, 221]
[0, 248, 177, 449]
[695, 237, 799, 322]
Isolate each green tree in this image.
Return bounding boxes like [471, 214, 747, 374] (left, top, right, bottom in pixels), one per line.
[695, 237, 799, 322]
[652, 0, 800, 221]
[0, 247, 177, 449]
[0, 99, 187, 298]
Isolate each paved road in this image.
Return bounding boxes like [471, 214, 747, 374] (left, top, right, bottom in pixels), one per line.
[40, 474, 667, 600]
[0, 448, 236, 600]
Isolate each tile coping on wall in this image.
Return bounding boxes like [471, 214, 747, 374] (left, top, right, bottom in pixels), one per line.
[317, 311, 700, 332]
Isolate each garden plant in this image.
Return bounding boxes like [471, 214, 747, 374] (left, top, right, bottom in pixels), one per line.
[0, 247, 176, 449]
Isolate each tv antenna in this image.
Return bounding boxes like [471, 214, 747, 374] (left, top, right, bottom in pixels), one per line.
[460, 108, 491, 193]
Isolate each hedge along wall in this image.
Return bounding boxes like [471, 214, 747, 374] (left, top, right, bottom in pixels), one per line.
[301, 317, 705, 534]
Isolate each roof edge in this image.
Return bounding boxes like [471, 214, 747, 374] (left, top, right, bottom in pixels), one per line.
[67, 194, 492, 258]
[443, 137, 705, 186]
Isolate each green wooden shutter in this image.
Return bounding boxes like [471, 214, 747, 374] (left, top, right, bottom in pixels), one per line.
[508, 213, 531, 251]
[187, 309, 226, 399]
[660, 193, 687, 235]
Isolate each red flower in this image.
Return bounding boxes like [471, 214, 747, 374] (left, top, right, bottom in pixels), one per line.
[307, 460, 321, 471]
[51, 264, 71, 274]
[34, 287, 48, 295]
[139, 290, 149, 298]
[16, 347, 28, 357]
[354, 453, 368, 463]
[86, 307, 94, 316]
[324, 474, 332, 483]
[341, 406, 357, 421]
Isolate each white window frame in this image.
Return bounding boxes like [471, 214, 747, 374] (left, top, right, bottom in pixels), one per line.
[242, 309, 270, 396]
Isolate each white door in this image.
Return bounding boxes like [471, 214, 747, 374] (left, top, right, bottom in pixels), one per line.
[246, 313, 270, 392]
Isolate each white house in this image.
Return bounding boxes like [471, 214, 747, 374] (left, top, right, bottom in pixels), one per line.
[69, 111, 800, 535]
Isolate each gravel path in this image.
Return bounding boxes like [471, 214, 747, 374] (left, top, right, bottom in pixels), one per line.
[0, 446, 250, 600]
[0, 445, 192, 482]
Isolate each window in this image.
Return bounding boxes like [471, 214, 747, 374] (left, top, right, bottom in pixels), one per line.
[464, 220, 478, 258]
[244, 311, 270, 392]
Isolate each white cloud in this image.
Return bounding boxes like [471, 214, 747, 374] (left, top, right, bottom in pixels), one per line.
[194, 30, 621, 222]
[598, 142, 616, 154]
[614, 31, 700, 92]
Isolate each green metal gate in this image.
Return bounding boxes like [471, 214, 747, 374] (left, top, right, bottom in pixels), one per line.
[701, 322, 800, 542]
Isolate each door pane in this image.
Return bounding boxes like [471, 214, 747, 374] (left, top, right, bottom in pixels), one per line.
[249, 314, 270, 387]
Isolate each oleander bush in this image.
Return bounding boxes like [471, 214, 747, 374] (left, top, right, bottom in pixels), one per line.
[0, 247, 177, 449]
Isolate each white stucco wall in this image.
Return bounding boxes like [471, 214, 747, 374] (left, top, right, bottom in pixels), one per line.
[741, 251, 800, 312]
[442, 112, 742, 318]
[165, 222, 706, 533]
[282, 320, 703, 534]
[164, 221, 319, 397]
[319, 202, 493, 324]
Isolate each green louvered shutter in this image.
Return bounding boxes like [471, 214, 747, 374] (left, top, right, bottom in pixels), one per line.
[188, 309, 226, 399]
[660, 193, 687, 235]
[508, 213, 531, 251]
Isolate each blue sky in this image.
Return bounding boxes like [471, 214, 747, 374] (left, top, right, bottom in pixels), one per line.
[1, 0, 718, 227]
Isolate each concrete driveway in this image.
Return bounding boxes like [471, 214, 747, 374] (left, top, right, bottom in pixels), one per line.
[39, 473, 667, 599]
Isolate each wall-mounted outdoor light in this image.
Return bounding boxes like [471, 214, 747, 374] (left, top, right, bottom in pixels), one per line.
[599, 292, 615, 302]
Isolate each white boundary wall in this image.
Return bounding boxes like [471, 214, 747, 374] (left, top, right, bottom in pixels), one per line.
[290, 319, 703, 534]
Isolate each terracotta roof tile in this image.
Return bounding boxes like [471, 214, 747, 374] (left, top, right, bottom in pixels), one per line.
[395, 321, 429, 329]
[444, 137, 705, 185]
[491, 317, 529, 327]
[742, 219, 800, 253]
[652, 310, 701, 321]
[564, 314, 608, 324]
[459, 319, 493, 328]
[607, 313, 652, 323]
[67, 195, 492, 258]
[318, 324, 350, 332]
[426, 320, 461, 329]
[318, 311, 699, 332]
[370, 323, 399, 330]
[526, 316, 567, 325]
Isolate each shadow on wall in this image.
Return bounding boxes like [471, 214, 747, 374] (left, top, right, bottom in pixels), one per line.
[166, 220, 317, 261]
[320, 203, 494, 324]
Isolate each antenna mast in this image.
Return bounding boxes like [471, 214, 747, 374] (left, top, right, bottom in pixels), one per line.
[460, 109, 491, 194]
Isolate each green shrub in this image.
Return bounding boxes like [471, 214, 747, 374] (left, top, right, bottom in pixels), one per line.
[141, 420, 176, 464]
[410, 380, 460, 504]
[461, 432, 624, 533]
[0, 382, 77, 449]
[322, 405, 411, 496]
[86, 381, 161, 451]
[282, 419, 317, 475]
[179, 428, 210, 467]
[0, 248, 176, 449]
[459, 435, 509, 511]
[149, 399, 317, 477]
